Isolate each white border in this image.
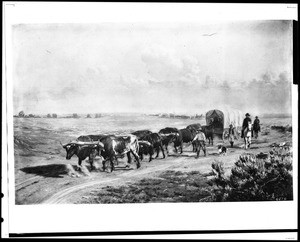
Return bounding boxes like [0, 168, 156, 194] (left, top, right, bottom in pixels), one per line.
[2, 2, 298, 237]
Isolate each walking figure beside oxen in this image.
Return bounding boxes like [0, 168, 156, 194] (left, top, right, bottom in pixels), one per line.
[60, 108, 261, 173]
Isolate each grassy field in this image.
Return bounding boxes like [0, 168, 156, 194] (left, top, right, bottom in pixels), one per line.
[78, 170, 212, 204]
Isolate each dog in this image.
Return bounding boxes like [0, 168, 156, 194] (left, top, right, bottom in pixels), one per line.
[218, 145, 227, 156]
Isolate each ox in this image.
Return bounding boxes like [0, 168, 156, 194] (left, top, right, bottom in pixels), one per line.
[201, 125, 214, 145]
[77, 134, 107, 142]
[60, 141, 104, 169]
[100, 134, 141, 172]
[143, 133, 166, 159]
[180, 128, 197, 152]
[158, 127, 180, 155]
[132, 130, 152, 140]
[186, 123, 202, 132]
[138, 140, 154, 162]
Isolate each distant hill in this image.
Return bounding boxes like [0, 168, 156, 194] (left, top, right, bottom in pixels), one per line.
[260, 113, 292, 118]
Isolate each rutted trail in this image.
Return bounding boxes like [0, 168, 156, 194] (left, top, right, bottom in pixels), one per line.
[41, 156, 190, 204]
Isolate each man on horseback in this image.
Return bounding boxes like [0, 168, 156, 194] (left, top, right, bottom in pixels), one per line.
[253, 116, 261, 139]
[241, 113, 252, 138]
[241, 113, 252, 149]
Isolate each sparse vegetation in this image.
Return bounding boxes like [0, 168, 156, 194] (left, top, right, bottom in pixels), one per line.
[72, 113, 79, 118]
[271, 125, 292, 133]
[79, 146, 293, 204]
[207, 148, 293, 201]
[15, 111, 41, 118]
[18, 111, 25, 117]
[79, 170, 211, 204]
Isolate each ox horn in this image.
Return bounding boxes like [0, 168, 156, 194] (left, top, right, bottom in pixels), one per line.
[60, 141, 71, 148]
[98, 141, 104, 148]
[93, 141, 104, 148]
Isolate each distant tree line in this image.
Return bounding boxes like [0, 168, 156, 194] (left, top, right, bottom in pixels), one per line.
[14, 111, 41, 118]
[14, 111, 104, 119]
[47, 113, 58, 118]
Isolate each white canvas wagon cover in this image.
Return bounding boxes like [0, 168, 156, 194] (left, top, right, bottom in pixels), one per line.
[205, 108, 243, 129]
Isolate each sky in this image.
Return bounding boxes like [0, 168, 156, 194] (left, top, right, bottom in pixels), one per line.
[12, 20, 293, 115]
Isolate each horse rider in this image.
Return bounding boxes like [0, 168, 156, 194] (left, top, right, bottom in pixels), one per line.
[241, 113, 252, 138]
[253, 116, 261, 139]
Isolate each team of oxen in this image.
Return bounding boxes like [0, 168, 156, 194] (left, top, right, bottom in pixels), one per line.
[60, 123, 214, 172]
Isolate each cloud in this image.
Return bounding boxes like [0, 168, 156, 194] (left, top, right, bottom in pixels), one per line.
[141, 45, 204, 88]
[12, 22, 293, 115]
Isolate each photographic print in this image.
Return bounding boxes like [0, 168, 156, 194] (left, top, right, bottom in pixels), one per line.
[12, 20, 294, 205]
[2, 2, 298, 238]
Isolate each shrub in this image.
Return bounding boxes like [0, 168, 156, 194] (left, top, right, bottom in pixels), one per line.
[18, 111, 25, 117]
[208, 147, 293, 202]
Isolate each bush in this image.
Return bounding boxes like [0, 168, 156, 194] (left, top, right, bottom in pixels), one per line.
[208, 147, 293, 201]
[18, 111, 25, 117]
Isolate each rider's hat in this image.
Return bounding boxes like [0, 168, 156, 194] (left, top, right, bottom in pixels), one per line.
[245, 113, 250, 117]
[255, 116, 258, 118]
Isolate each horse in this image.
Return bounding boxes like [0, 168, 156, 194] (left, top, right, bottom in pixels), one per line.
[242, 122, 252, 149]
[252, 119, 261, 139]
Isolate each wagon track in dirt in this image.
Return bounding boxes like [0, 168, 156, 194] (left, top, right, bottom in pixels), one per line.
[15, 176, 41, 190]
[40, 155, 198, 204]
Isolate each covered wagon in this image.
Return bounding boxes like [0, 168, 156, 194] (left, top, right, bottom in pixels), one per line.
[205, 108, 243, 141]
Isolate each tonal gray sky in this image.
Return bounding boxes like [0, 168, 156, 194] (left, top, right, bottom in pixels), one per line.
[12, 20, 293, 115]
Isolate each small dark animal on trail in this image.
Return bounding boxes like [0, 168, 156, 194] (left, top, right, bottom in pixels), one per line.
[143, 133, 166, 159]
[99, 134, 141, 172]
[60, 141, 104, 169]
[218, 145, 227, 155]
[158, 127, 181, 155]
[138, 140, 154, 162]
[132, 130, 152, 140]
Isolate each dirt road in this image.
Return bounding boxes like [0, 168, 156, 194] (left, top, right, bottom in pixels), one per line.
[15, 134, 285, 205]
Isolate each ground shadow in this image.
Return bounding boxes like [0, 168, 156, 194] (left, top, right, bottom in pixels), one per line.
[168, 153, 194, 158]
[209, 152, 220, 156]
[252, 139, 268, 144]
[20, 164, 68, 178]
[114, 166, 134, 171]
